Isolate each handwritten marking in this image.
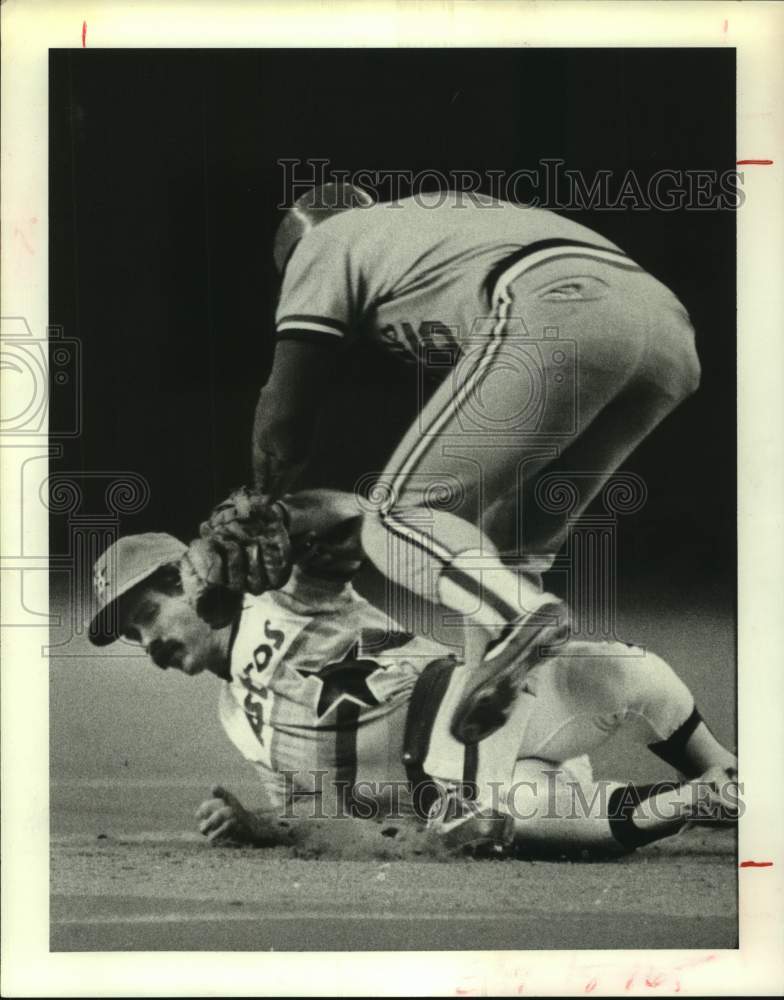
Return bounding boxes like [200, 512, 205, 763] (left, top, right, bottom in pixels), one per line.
[736, 159, 773, 165]
[722, 19, 728, 33]
[739, 860, 773, 868]
[82, 21, 87, 47]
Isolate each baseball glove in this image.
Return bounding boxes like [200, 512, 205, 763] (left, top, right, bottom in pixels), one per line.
[181, 486, 293, 628]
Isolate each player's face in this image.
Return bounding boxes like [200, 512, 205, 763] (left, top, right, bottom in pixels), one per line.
[119, 583, 222, 676]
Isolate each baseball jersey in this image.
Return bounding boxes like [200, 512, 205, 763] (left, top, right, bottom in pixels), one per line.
[218, 570, 696, 819]
[275, 193, 625, 365]
[218, 567, 445, 815]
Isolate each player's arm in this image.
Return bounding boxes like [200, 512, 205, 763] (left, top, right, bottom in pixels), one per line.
[252, 339, 340, 498]
[256, 219, 359, 497]
[279, 488, 365, 537]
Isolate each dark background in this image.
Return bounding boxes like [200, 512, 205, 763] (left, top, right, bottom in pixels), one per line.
[49, 48, 735, 595]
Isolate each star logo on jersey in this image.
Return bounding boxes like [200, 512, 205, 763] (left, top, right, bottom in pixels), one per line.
[297, 656, 383, 720]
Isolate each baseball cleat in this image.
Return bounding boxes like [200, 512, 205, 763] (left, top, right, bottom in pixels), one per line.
[450, 600, 568, 745]
[426, 787, 515, 859]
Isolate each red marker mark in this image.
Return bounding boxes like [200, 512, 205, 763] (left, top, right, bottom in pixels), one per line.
[739, 860, 773, 868]
[82, 21, 87, 47]
[736, 159, 773, 165]
[722, 19, 728, 33]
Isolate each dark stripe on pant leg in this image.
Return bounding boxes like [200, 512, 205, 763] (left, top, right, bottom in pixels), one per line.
[383, 512, 520, 622]
[383, 510, 455, 564]
[440, 562, 520, 622]
[402, 657, 461, 819]
[462, 743, 479, 800]
[648, 706, 703, 778]
[388, 321, 504, 504]
[335, 701, 361, 818]
[608, 782, 685, 850]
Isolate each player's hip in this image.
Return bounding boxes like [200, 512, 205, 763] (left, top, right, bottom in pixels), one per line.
[486, 240, 691, 327]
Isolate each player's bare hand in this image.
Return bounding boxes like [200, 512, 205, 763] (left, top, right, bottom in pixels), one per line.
[195, 784, 268, 845]
[251, 445, 305, 501]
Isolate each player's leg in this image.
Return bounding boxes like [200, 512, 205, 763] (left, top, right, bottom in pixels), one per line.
[404, 655, 524, 856]
[359, 335, 574, 743]
[479, 275, 699, 566]
[420, 639, 737, 854]
[502, 758, 739, 856]
[517, 640, 737, 778]
[362, 256, 699, 743]
[451, 266, 699, 740]
[506, 642, 737, 852]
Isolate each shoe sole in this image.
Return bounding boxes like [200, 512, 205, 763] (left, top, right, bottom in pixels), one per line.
[432, 812, 516, 859]
[450, 612, 567, 745]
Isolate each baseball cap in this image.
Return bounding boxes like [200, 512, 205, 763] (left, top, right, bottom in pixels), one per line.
[88, 533, 188, 647]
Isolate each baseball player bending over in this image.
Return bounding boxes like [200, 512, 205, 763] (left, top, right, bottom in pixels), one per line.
[87, 490, 736, 857]
[253, 184, 701, 747]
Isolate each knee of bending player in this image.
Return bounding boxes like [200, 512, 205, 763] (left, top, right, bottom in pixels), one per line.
[671, 337, 701, 401]
[656, 316, 702, 402]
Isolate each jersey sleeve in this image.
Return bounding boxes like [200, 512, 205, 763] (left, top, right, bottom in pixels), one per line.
[275, 224, 363, 348]
[280, 489, 365, 536]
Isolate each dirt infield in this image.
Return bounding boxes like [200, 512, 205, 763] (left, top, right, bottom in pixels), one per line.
[51, 821, 736, 952]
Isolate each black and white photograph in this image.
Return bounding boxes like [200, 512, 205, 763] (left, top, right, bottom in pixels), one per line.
[2, 2, 783, 996]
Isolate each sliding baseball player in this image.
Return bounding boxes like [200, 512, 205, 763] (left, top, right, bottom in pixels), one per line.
[88, 489, 736, 857]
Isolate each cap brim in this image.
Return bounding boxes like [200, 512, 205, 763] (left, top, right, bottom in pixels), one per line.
[88, 606, 122, 646]
[87, 560, 180, 646]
